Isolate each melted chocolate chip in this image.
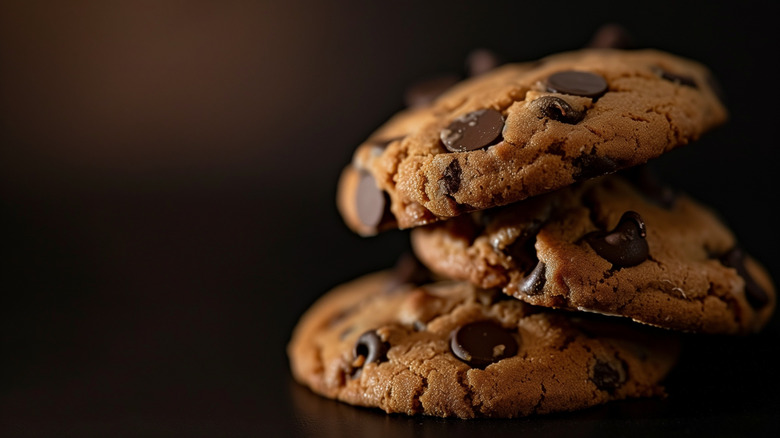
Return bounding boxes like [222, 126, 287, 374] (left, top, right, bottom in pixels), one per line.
[518, 261, 546, 295]
[531, 96, 585, 124]
[573, 154, 619, 181]
[353, 330, 390, 366]
[654, 67, 698, 88]
[585, 211, 649, 267]
[440, 109, 504, 152]
[719, 247, 770, 308]
[546, 71, 608, 99]
[355, 171, 387, 229]
[404, 75, 461, 108]
[591, 359, 625, 392]
[440, 159, 462, 195]
[450, 320, 519, 368]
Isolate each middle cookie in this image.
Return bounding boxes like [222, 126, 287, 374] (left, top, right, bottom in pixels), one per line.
[337, 48, 728, 236]
[411, 171, 775, 334]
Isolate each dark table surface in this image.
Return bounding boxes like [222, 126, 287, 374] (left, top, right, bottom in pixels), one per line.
[2, 1, 779, 436]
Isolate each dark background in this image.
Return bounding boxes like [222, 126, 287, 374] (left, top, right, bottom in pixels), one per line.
[2, 1, 778, 436]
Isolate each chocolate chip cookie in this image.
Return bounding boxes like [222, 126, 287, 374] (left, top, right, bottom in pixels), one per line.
[410, 171, 775, 334]
[337, 48, 728, 236]
[287, 269, 681, 419]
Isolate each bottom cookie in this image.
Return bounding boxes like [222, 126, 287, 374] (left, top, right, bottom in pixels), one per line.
[287, 269, 680, 419]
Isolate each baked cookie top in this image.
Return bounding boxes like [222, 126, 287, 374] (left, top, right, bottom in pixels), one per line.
[337, 48, 728, 236]
[287, 269, 680, 419]
[410, 171, 775, 334]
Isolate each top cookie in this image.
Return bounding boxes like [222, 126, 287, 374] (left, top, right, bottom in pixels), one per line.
[337, 48, 728, 236]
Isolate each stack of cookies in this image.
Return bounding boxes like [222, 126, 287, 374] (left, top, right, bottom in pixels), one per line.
[287, 42, 776, 418]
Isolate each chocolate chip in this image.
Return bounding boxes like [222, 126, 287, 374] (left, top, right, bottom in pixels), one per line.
[585, 23, 635, 49]
[654, 67, 698, 88]
[546, 71, 608, 99]
[440, 109, 504, 153]
[466, 48, 502, 77]
[353, 330, 390, 366]
[404, 74, 461, 108]
[531, 96, 586, 124]
[591, 359, 625, 392]
[573, 154, 619, 181]
[518, 261, 546, 296]
[450, 320, 519, 368]
[719, 247, 770, 309]
[440, 159, 462, 195]
[356, 171, 387, 229]
[585, 211, 649, 267]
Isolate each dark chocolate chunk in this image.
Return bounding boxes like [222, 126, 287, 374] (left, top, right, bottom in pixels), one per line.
[450, 320, 519, 368]
[356, 171, 387, 229]
[585, 211, 649, 267]
[353, 330, 390, 366]
[573, 154, 619, 180]
[546, 71, 608, 99]
[654, 67, 698, 88]
[440, 109, 504, 152]
[440, 159, 462, 195]
[719, 247, 770, 308]
[531, 96, 585, 124]
[591, 359, 625, 392]
[466, 48, 502, 77]
[586, 23, 635, 49]
[518, 261, 546, 295]
[404, 74, 460, 108]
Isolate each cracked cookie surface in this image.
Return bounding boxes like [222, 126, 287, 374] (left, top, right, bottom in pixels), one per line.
[410, 172, 776, 334]
[337, 48, 728, 236]
[287, 269, 680, 418]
